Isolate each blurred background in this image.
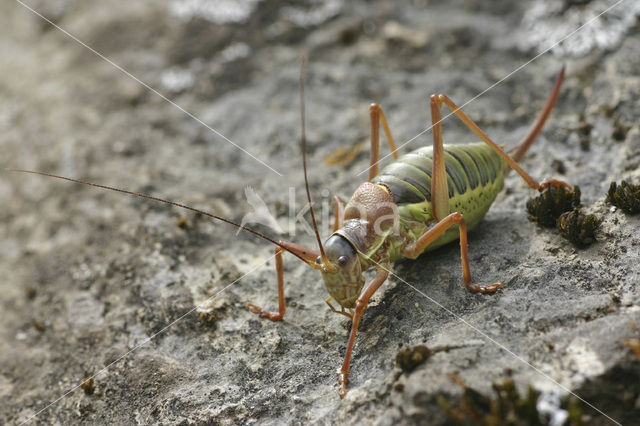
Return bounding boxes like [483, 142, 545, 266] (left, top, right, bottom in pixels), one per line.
[1, 0, 639, 424]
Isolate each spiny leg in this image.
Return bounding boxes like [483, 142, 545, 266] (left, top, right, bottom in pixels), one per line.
[430, 93, 569, 193]
[332, 195, 345, 232]
[338, 268, 389, 398]
[429, 95, 452, 222]
[403, 212, 502, 294]
[423, 73, 566, 293]
[246, 241, 319, 321]
[511, 67, 565, 163]
[428, 70, 566, 220]
[368, 103, 399, 181]
[246, 246, 286, 321]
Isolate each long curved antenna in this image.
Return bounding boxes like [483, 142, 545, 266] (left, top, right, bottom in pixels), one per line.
[5, 168, 320, 269]
[299, 58, 333, 271]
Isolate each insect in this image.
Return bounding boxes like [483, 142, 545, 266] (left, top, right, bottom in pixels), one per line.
[8, 64, 570, 398]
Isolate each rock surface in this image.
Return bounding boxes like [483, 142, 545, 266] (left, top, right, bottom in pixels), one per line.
[1, 0, 639, 424]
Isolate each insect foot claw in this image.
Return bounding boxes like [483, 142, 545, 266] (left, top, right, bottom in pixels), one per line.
[244, 302, 283, 321]
[467, 282, 503, 294]
[338, 373, 348, 399]
[539, 179, 573, 192]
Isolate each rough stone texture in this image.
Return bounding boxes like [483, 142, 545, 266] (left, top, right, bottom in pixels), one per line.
[1, 0, 639, 424]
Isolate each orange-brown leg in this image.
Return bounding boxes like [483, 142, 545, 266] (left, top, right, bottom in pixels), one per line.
[403, 212, 502, 294]
[246, 241, 319, 321]
[368, 103, 399, 181]
[332, 195, 345, 232]
[338, 268, 389, 398]
[428, 70, 567, 220]
[511, 68, 565, 162]
[429, 95, 451, 222]
[430, 93, 570, 193]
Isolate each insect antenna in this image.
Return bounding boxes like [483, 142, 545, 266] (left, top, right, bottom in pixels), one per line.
[299, 58, 334, 271]
[5, 168, 318, 268]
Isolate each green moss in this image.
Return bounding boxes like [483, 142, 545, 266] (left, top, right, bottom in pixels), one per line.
[438, 378, 541, 425]
[556, 209, 599, 248]
[526, 185, 581, 227]
[80, 377, 95, 395]
[565, 395, 583, 426]
[607, 181, 640, 214]
[396, 345, 432, 373]
[438, 378, 583, 425]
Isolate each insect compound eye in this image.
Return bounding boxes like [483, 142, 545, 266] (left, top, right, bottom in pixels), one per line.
[316, 256, 323, 265]
[324, 234, 357, 269]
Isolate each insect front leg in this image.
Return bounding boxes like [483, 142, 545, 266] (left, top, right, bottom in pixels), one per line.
[368, 103, 399, 180]
[403, 212, 503, 294]
[332, 195, 345, 232]
[324, 297, 353, 319]
[338, 267, 389, 398]
[245, 241, 319, 321]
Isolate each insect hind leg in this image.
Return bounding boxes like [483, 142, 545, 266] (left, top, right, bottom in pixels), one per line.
[403, 212, 503, 294]
[431, 94, 549, 191]
[430, 67, 570, 195]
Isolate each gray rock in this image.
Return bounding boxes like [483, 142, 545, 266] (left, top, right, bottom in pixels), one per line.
[1, 0, 639, 424]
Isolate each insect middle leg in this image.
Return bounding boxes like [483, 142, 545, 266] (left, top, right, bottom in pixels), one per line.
[403, 212, 503, 293]
[245, 241, 319, 321]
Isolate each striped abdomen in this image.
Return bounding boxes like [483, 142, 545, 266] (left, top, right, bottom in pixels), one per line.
[372, 142, 508, 252]
[373, 142, 506, 204]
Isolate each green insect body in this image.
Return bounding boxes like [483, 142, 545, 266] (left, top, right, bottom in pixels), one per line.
[322, 142, 509, 309]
